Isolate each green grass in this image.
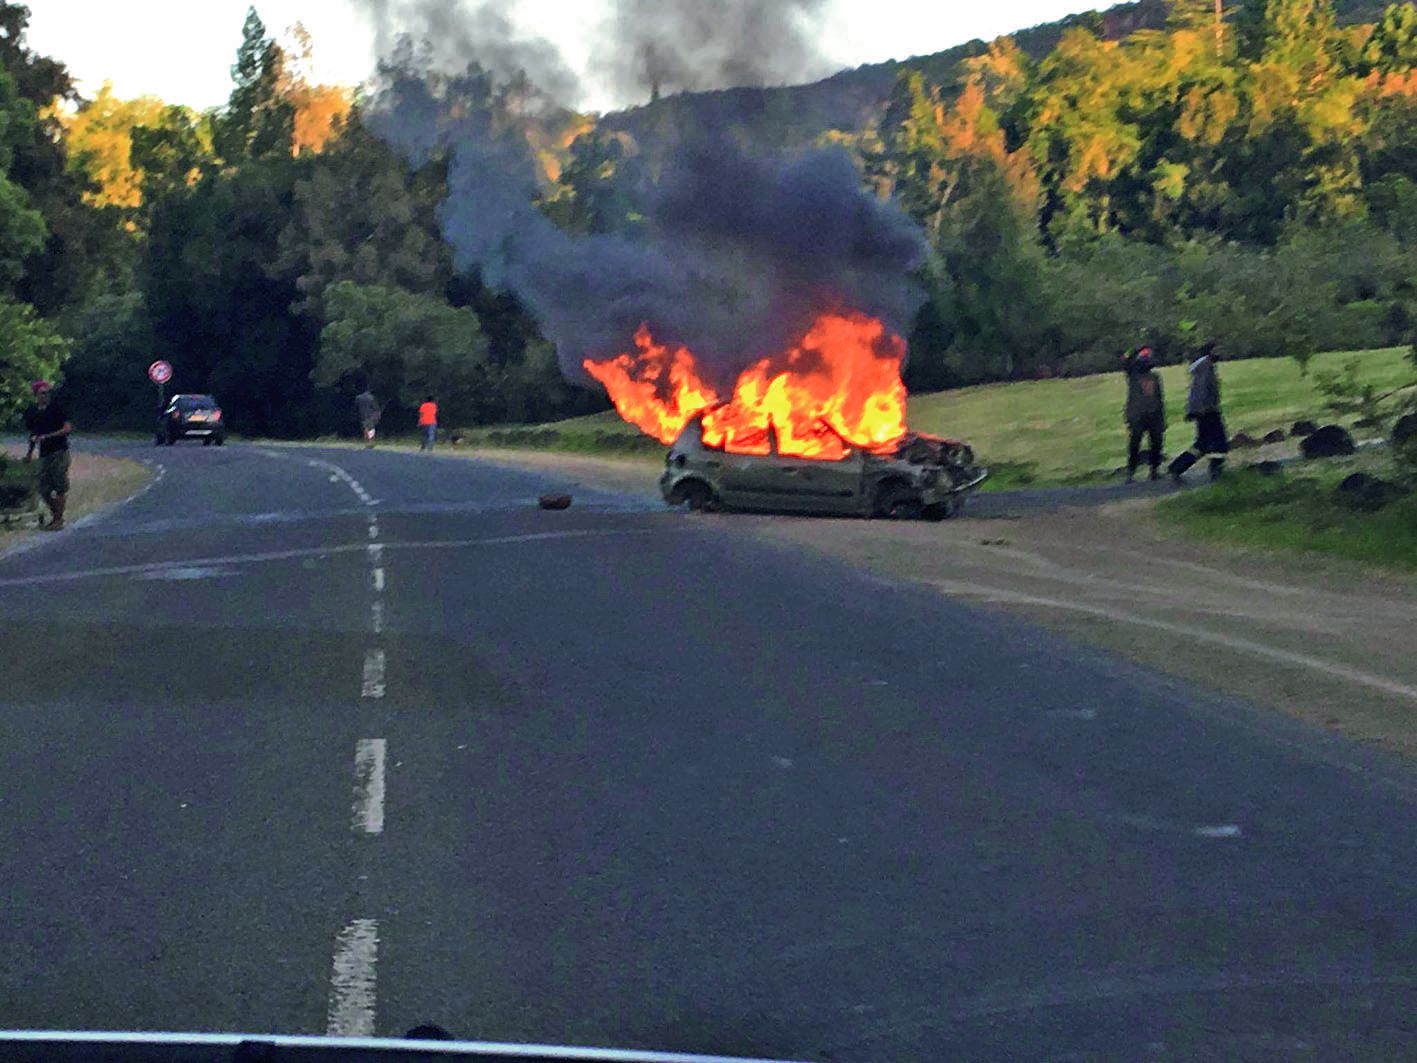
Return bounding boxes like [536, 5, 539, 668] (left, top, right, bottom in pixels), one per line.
[1156, 450, 1417, 570]
[903, 347, 1414, 488]
[460, 347, 1414, 488]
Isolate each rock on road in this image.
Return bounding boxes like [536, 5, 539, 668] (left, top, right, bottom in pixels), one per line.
[0, 440, 1414, 1060]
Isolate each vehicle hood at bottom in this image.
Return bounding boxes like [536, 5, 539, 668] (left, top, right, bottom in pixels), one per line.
[0, 1030, 807, 1063]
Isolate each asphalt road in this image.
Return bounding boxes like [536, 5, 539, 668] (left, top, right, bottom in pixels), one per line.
[1, 439, 1414, 1061]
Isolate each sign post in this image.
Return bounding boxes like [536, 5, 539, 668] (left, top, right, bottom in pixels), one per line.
[148, 360, 173, 414]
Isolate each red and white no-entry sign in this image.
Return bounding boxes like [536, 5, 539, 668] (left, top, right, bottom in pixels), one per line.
[148, 360, 173, 385]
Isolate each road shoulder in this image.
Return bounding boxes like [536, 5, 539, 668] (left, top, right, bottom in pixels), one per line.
[0, 445, 154, 555]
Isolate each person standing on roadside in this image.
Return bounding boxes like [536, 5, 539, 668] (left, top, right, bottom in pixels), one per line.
[418, 395, 438, 452]
[1168, 340, 1229, 483]
[23, 380, 72, 531]
[1122, 345, 1166, 482]
[355, 387, 381, 448]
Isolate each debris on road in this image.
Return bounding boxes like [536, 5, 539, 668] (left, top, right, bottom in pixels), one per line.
[538, 494, 573, 510]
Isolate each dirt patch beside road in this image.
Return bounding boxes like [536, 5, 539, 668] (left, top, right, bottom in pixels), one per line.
[1, 447, 152, 547]
[764, 501, 1417, 758]
[466, 446, 1417, 759]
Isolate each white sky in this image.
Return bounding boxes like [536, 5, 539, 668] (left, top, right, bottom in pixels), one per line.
[28, 1, 1101, 113]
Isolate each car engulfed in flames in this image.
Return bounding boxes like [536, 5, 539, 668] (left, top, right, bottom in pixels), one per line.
[660, 415, 987, 520]
[584, 309, 987, 519]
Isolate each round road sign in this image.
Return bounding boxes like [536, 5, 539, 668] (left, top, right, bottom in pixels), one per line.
[148, 360, 173, 385]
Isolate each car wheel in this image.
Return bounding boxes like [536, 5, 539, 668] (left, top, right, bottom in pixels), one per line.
[202, 437, 212, 446]
[922, 502, 950, 522]
[679, 480, 717, 513]
[875, 483, 924, 520]
[155, 434, 165, 447]
[214, 435, 225, 446]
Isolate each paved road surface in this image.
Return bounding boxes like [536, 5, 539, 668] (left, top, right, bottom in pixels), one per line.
[1, 441, 1414, 1060]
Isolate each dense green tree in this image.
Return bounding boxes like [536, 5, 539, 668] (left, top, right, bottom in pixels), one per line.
[0, 1, 100, 315]
[312, 281, 489, 425]
[53, 290, 155, 428]
[538, 129, 645, 236]
[143, 154, 316, 435]
[0, 66, 46, 286]
[1361, 2, 1417, 71]
[214, 7, 294, 164]
[274, 115, 450, 318]
[0, 296, 68, 422]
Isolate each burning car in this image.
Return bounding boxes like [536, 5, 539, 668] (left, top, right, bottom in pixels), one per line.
[584, 310, 986, 518]
[660, 413, 986, 519]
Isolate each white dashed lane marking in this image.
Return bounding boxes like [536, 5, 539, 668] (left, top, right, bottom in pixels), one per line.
[361, 649, 386, 699]
[371, 599, 384, 635]
[326, 918, 379, 1036]
[372, 567, 385, 593]
[352, 739, 386, 835]
[368, 543, 383, 563]
[1195, 824, 1243, 839]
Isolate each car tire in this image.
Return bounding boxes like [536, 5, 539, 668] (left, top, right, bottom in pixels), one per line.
[155, 434, 165, 447]
[202, 437, 212, 446]
[875, 482, 924, 520]
[922, 502, 950, 522]
[679, 480, 717, 513]
[214, 435, 225, 446]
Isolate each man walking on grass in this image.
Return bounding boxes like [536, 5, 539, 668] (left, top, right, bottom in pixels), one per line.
[1122, 345, 1165, 482]
[23, 380, 72, 531]
[418, 395, 438, 451]
[1168, 340, 1229, 483]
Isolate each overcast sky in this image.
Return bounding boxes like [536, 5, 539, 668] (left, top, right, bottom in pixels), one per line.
[28, 1, 1101, 113]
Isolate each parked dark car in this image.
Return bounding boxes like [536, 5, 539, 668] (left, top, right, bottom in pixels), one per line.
[157, 394, 226, 446]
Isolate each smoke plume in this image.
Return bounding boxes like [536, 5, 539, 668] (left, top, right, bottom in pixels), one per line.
[359, 2, 927, 389]
[591, 0, 834, 102]
[356, 0, 580, 104]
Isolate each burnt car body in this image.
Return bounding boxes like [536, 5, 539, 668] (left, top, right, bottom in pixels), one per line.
[660, 415, 987, 519]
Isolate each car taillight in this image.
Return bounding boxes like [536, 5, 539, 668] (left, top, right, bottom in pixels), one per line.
[211, 410, 222, 422]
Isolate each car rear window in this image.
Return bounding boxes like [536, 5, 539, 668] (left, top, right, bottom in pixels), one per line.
[175, 396, 217, 410]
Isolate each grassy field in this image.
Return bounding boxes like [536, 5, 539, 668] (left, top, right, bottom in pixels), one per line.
[462, 347, 1415, 489]
[1157, 449, 1417, 570]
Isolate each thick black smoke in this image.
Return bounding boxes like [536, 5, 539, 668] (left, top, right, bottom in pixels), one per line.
[356, 0, 836, 108]
[361, 5, 927, 388]
[355, 0, 580, 103]
[591, 0, 834, 102]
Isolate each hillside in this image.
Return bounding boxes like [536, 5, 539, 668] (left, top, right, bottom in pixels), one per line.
[602, 0, 1384, 155]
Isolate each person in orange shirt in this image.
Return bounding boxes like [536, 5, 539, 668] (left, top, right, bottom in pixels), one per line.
[418, 396, 438, 451]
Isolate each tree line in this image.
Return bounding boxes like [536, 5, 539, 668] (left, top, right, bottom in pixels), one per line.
[2, 0, 1416, 437]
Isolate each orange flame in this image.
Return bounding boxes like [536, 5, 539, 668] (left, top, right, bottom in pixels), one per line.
[583, 311, 908, 461]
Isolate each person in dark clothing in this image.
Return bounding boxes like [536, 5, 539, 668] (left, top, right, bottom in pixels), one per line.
[22, 380, 73, 531]
[1168, 340, 1229, 483]
[1122, 345, 1166, 482]
[355, 388, 381, 447]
